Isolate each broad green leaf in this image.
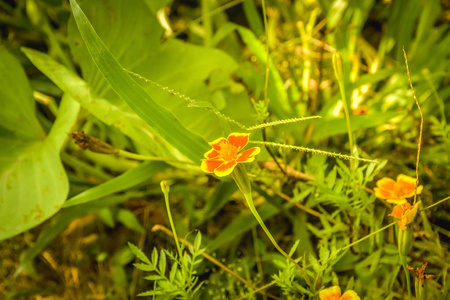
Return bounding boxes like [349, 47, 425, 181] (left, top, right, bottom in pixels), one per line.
[21, 48, 180, 160]
[0, 50, 79, 240]
[69, 0, 209, 162]
[68, 0, 244, 143]
[68, 0, 163, 100]
[212, 23, 292, 119]
[143, 0, 173, 14]
[135, 39, 242, 140]
[243, 0, 264, 37]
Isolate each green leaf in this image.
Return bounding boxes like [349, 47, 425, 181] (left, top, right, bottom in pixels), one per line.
[67, 0, 163, 99]
[0, 50, 79, 240]
[21, 47, 181, 161]
[158, 250, 167, 274]
[212, 23, 292, 119]
[289, 240, 300, 257]
[128, 242, 151, 265]
[208, 200, 286, 252]
[133, 263, 155, 272]
[144, 275, 163, 281]
[64, 161, 167, 207]
[151, 248, 159, 266]
[117, 209, 144, 233]
[138, 290, 165, 296]
[243, 0, 264, 37]
[194, 232, 202, 251]
[136, 38, 239, 141]
[69, 0, 209, 162]
[68, 0, 242, 143]
[169, 262, 178, 282]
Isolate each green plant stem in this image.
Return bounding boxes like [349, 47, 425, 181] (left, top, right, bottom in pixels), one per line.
[161, 182, 183, 259]
[401, 255, 412, 300]
[333, 52, 355, 171]
[261, 0, 270, 102]
[201, 0, 212, 47]
[249, 141, 378, 163]
[118, 150, 196, 165]
[231, 165, 302, 271]
[421, 196, 450, 211]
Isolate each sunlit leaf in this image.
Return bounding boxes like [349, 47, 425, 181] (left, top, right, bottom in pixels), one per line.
[0, 50, 79, 240]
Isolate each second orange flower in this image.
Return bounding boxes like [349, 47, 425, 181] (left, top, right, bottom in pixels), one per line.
[374, 174, 423, 204]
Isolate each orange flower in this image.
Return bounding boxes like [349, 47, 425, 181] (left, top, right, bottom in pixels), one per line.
[319, 286, 360, 300]
[201, 133, 260, 177]
[374, 174, 423, 204]
[389, 201, 421, 230]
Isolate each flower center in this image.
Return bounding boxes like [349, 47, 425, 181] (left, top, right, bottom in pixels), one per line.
[219, 141, 238, 161]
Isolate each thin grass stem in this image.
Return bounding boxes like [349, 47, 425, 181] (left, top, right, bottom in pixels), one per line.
[250, 140, 378, 163]
[118, 150, 196, 165]
[403, 48, 423, 206]
[160, 181, 183, 259]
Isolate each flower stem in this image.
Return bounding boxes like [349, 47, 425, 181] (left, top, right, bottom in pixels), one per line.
[231, 164, 303, 271]
[401, 255, 412, 300]
[118, 150, 196, 165]
[161, 181, 183, 259]
[333, 52, 355, 171]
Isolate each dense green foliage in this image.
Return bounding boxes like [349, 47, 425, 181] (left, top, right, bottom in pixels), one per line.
[0, 0, 449, 299]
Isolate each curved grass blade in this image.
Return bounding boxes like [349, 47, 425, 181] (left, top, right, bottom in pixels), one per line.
[69, 0, 209, 163]
[64, 161, 167, 207]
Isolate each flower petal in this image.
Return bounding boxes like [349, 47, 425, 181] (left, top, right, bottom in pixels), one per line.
[204, 148, 221, 159]
[397, 219, 407, 231]
[397, 174, 422, 197]
[227, 133, 249, 152]
[201, 159, 224, 173]
[376, 177, 396, 190]
[403, 200, 421, 226]
[209, 137, 227, 151]
[396, 174, 416, 186]
[386, 198, 407, 205]
[214, 160, 237, 177]
[340, 290, 361, 300]
[389, 203, 410, 219]
[319, 286, 341, 300]
[374, 187, 396, 199]
[236, 147, 260, 163]
[403, 185, 423, 198]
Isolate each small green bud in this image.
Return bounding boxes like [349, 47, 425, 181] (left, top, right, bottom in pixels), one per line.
[332, 52, 345, 81]
[160, 180, 170, 195]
